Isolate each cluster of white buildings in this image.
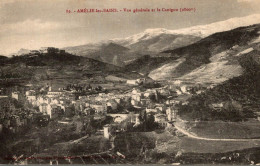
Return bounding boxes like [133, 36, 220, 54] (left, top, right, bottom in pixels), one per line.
[128, 86, 180, 127]
[18, 80, 185, 127]
[22, 89, 68, 118]
[22, 87, 129, 119]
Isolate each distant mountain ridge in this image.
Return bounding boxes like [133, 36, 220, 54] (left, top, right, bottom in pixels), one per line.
[64, 42, 140, 67]
[63, 14, 260, 66]
[125, 23, 260, 85]
[63, 32, 200, 66]
[113, 29, 201, 53]
[7, 14, 260, 86]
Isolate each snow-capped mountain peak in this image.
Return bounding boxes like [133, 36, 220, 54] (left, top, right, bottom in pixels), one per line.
[169, 14, 260, 37]
[113, 28, 173, 46]
[143, 28, 169, 34]
[113, 14, 260, 45]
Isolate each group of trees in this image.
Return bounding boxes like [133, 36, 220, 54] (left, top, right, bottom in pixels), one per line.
[178, 53, 260, 122]
[119, 110, 159, 132]
[178, 89, 255, 122]
[138, 111, 159, 131]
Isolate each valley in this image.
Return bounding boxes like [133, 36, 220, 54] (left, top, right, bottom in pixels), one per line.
[1, 14, 260, 165]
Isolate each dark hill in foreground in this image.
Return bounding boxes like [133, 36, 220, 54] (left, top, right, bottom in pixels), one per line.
[0, 52, 141, 86]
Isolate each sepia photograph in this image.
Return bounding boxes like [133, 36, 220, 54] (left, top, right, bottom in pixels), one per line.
[0, 0, 260, 165]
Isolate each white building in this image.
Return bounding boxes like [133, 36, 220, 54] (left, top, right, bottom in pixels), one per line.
[132, 88, 141, 94]
[25, 90, 36, 96]
[127, 80, 138, 85]
[46, 91, 63, 98]
[154, 114, 167, 127]
[11, 92, 19, 100]
[114, 98, 121, 104]
[27, 95, 36, 103]
[39, 103, 52, 117]
[144, 90, 154, 98]
[166, 107, 177, 121]
[155, 106, 166, 112]
[176, 89, 182, 95]
[103, 125, 111, 139]
[91, 104, 107, 114]
[180, 86, 187, 93]
[132, 94, 141, 102]
[146, 108, 157, 113]
[131, 99, 139, 106]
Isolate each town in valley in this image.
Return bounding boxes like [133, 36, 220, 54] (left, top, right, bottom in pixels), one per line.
[1, 1, 260, 164]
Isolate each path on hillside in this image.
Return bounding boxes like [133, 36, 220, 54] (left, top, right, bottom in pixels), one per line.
[174, 123, 260, 142]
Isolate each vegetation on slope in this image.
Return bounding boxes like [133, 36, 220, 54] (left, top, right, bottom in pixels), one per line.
[178, 50, 260, 121]
[0, 52, 141, 85]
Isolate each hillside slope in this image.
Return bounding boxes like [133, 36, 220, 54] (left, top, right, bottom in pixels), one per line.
[0, 52, 141, 86]
[147, 24, 260, 84]
[64, 42, 142, 67]
[178, 49, 260, 121]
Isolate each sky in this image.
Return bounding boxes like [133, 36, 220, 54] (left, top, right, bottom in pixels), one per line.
[0, 0, 260, 55]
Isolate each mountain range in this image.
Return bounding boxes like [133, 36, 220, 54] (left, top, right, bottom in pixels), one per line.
[145, 24, 260, 84]
[63, 14, 260, 67]
[4, 14, 260, 87]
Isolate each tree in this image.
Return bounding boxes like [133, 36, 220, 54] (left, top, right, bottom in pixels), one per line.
[65, 105, 75, 117]
[120, 116, 134, 131]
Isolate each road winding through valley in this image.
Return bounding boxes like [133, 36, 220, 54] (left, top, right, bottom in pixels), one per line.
[174, 123, 260, 142]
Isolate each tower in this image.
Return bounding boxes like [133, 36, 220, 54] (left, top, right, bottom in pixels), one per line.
[103, 125, 111, 139]
[48, 86, 52, 92]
